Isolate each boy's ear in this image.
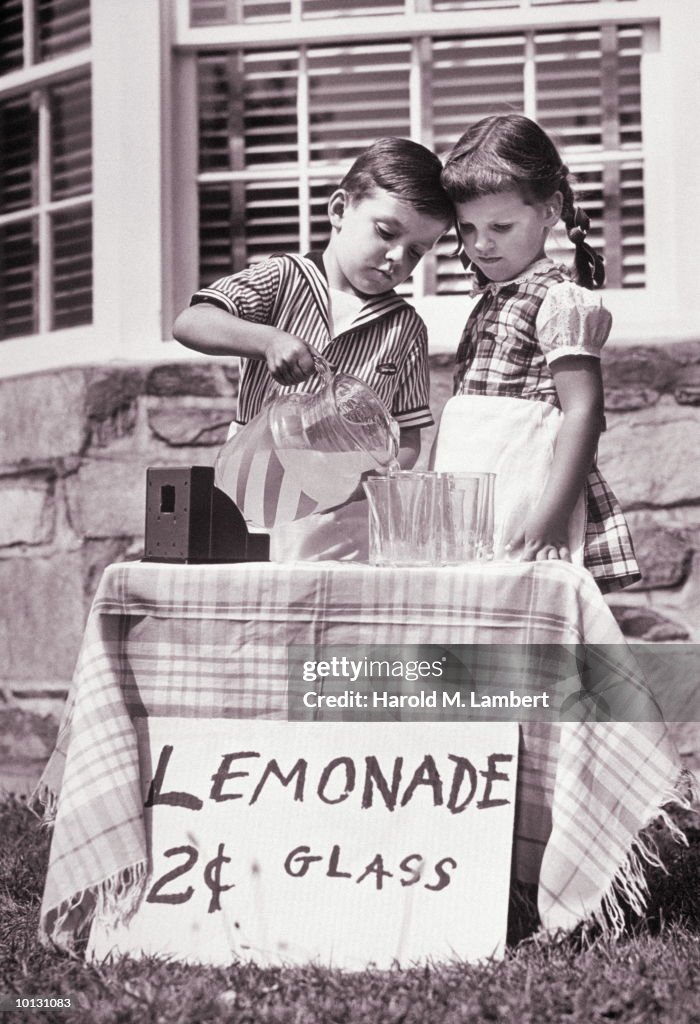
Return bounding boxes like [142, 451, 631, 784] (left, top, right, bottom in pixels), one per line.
[328, 189, 349, 228]
[544, 191, 563, 226]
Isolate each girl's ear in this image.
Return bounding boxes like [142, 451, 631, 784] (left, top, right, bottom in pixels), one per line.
[543, 191, 563, 226]
[328, 189, 349, 228]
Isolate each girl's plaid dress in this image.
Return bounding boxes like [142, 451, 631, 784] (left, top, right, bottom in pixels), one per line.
[453, 259, 640, 593]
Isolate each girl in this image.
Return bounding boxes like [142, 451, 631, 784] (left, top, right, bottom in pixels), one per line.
[433, 114, 640, 592]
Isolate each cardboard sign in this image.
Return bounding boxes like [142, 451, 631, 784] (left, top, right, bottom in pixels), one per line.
[88, 719, 518, 969]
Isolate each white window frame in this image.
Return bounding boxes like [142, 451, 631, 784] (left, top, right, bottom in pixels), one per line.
[0, 0, 167, 377]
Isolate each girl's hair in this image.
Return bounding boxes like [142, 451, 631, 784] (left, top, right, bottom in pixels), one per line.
[339, 137, 454, 225]
[441, 114, 605, 289]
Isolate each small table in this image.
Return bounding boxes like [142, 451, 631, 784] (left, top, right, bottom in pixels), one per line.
[38, 559, 682, 952]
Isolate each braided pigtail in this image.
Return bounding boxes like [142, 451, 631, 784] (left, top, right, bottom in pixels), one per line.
[559, 172, 606, 289]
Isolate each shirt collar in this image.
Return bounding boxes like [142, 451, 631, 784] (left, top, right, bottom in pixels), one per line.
[302, 250, 407, 327]
[304, 250, 327, 277]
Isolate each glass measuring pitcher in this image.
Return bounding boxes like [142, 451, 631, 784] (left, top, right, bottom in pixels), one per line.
[215, 352, 400, 529]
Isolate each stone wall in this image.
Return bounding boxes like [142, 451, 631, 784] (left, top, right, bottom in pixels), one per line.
[1, 341, 699, 790]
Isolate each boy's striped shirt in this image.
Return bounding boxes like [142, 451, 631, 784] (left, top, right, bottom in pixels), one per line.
[191, 251, 433, 429]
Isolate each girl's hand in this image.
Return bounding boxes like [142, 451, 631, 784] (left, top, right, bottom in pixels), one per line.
[505, 507, 571, 563]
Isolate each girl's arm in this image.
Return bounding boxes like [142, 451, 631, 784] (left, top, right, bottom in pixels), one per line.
[508, 355, 605, 561]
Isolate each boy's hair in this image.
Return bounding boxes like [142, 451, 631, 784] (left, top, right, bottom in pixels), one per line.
[339, 138, 453, 225]
[441, 114, 605, 288]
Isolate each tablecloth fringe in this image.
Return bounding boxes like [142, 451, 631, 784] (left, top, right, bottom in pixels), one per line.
[596, 768, 698, 936]
[95, 862, 149, 926]
[40, 862, 149, 951]
[32, 779, 58, 825]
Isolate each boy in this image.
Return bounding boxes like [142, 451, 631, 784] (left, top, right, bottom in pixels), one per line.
[173, 137, 452, 560]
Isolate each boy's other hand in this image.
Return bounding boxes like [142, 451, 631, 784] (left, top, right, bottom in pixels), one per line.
[265, 331, 317, 385]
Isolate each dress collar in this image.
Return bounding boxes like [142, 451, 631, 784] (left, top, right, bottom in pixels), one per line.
[470, 257, 558, 296]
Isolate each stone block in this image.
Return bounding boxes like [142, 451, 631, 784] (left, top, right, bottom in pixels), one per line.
[147, 362, 234, 397]
[0, 551, 87, 682]
[674, 363, 700, 405]
[84, 367, 146, 448]
[607, 603, 690, 641]
[598, 400, 700, 507]
[623, 513, 693, 590]
[148, 405, 237, 446]
[66, 453, 215, 539]
[0, 369, 88, 464]
[85, 367, 145, 420]
[0, 474, 55, 548]
[601, 346, 677, 410]
[221, 363, 242, 393]
[65, 457, 149, 538]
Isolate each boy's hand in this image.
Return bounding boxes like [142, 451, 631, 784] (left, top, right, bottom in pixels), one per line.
[265, 331, 317, 385]
[505, 507, 571, 563]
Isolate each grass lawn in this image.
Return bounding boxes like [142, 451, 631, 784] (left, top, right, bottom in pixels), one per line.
[1, 796, 699, 1024]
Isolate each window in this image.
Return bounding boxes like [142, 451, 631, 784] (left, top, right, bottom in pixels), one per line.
[191, 7, 646, 295]
[0, 0, 92, 340]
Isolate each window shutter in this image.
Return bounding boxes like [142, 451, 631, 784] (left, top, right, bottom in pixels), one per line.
[52, 203, 91, 328]
[535, 24, 644, 287]
[0, 97, 36, 214]
[304, 0, 405, 17]
[36, 0, 91, 62]
[190, 0, 293, 24]
[0, 0, 24, 75]
[245, 180, 300, 259]
[308, 41, 411, 162]
[532, 0, 639, 5]
[50, 74, 92, 200]
[199, 50, 299, 172]
[198, 54, 234, 172]
[0, 218, 37, 339]
[432, 1, 518, 11]
[241, 1, 292, 22]
[0, 96, 38, 334]
[198, 185, 234, 285]
[432, 33, 526, 155]
[620, 161, 644, 287]
[432, 33, 525, 294]
[243, 50, 299, 167]
[310, 178, 335, 251]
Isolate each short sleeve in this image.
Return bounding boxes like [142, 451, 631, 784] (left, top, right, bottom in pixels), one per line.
[190, 257, 282, 324]
[536, 281, 612, 365]
[391, 319, 434, 429]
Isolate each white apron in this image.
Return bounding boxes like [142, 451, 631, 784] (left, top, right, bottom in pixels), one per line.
[433, 395, 585, 563]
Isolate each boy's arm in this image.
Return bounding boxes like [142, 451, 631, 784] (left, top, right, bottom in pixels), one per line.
[397, 426, 421, 470]
[172, 303, 316, 386]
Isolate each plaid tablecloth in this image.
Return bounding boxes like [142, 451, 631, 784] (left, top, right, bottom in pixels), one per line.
[37, 559, 688, 950]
